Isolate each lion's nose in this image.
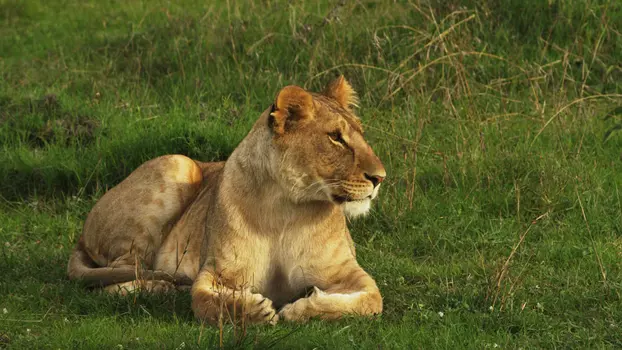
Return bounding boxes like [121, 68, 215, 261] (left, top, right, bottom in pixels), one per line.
[365, 173, 385, 187]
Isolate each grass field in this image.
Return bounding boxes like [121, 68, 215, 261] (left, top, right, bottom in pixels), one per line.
[1, 0, 622, 348]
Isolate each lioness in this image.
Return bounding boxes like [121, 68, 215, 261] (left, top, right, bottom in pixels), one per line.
[67, 76, 386, 325]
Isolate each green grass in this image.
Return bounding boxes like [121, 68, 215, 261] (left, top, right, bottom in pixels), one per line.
[1, 0, 622, 348]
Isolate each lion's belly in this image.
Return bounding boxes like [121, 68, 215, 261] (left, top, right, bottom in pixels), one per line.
[153, 214, 203, 281]
[154, 161, 225, 281]
[154, 183, 213, 281]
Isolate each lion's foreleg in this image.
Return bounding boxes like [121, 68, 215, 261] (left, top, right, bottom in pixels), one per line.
[278, 264, 382, 322]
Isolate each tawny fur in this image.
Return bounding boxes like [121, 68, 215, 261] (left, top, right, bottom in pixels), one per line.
[67, 76, 386, 325]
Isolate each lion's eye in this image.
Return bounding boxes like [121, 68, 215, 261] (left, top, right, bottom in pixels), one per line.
[328, 131, 347, 147]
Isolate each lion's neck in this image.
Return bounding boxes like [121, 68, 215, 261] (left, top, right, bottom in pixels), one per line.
[223, 113, 279, 197]
[219, 112, 337, 232]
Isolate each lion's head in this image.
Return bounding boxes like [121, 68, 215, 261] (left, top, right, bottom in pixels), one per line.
[268, 76, 386, 218]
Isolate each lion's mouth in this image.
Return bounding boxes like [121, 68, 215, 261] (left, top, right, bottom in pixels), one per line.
[331, 194, 372, 204]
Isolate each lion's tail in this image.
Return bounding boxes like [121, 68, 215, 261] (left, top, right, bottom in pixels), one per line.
[66, 238, 183, 287]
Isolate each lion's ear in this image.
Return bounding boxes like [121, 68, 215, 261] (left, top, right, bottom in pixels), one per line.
[270, 85, 314, 134]
[323, 75, 359, 111]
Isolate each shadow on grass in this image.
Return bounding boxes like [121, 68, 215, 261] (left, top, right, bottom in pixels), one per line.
[0, 142, 233, 202]
[0, 94, 101, 149]
[1, 251, 197, 322]
[0, 100, 234, 201]
[68, 288, 196, 322]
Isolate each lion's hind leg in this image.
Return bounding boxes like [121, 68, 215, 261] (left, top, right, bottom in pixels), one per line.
[69, 155, 204, 290]
[98, 256, 193, 295]
[103, 279, 176, 296]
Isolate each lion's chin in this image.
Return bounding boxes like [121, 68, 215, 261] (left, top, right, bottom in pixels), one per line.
[343, 198, 372, 219]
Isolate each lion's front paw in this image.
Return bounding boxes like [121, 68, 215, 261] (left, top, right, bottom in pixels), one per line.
[278, 292, 316, 322]
[192, 289, 278, 325]
[243, 293, 279, 325]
